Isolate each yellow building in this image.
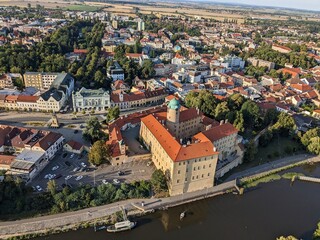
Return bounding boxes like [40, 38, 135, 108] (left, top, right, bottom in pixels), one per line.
[24, 72, 58, 90]
[140, 99, 219, 196]
[140, 98, 242, 196]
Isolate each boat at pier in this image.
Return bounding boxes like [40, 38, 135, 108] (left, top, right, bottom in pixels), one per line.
[107, 220, 136, 233]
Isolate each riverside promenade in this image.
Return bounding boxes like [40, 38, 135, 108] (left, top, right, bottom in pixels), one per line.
[0, 180, 236, 238]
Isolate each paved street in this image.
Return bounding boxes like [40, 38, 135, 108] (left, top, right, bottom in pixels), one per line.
[225, 153, 317, 181]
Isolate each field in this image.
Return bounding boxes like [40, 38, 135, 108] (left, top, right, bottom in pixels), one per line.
[0, 0, 319, 22]
[62, 4, 101, 11]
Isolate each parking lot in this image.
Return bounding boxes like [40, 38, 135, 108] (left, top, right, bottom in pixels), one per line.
[30, 151, 155, 192]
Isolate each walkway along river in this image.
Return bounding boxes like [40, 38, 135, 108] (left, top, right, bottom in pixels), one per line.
[38, 163, 320, 240]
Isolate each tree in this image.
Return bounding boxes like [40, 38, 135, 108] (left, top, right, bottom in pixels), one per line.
[300, 128, 320, 147]
[307, 137, 320, 155]
[272, 112, 296, 133]
[106, 106, 120, 122]
[277, 236, 298, 240]
[240, 101, 260, 128]
[140, 59, 155, 79]
[264, 108, 279, 126]
[151, 169, 168, 194]
[233, 112, 245, 133]
[88, 140, 111, 166]
[83, 117, 105, 143]
[214, 102, 229, 121]
[244, 140, 257, 163]
[47, 180, 57, 196]
[185, 90, 218, 117]
[228, 93, 245, 110]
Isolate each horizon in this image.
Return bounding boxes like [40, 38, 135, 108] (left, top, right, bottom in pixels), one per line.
[193, 0, 320, 12]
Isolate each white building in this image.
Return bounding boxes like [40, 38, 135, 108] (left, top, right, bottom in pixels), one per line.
[72, 87, 111, 112]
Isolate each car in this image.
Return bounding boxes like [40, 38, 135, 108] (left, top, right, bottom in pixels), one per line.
[118, 171, 124, 176]
[81, 162, 87, 168]
[75, 175, 83, 181]
[80, 124, 84, 129]
[113, 179, 120, 184]
[65, 161, 71, 166]
[44, 174, 52, 179]
[54, 174, 62, 179]
[70, 154, 75, 159]
[102, 179, 109, 185]
[36, 185, 42, 192]
[147, 161, 153, 167]
[52, 165, 59, 171]
[79, 167, 86, 172]
[62, 153, 68, 158]
[65, 175, 72, 180]
[74, 129, 78, 134]
[49, 174, 56, 180]
[73, 167, 80, 172]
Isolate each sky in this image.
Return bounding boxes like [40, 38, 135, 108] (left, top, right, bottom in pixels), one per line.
[200, 0, 320, 11]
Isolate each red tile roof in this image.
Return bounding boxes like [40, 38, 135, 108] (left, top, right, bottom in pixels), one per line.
[141, 114, 218, 162]
[197, 123, 238, 142]
[65, 140, 83, 151]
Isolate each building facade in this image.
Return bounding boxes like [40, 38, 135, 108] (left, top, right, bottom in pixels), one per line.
[72, 87, 111, 112]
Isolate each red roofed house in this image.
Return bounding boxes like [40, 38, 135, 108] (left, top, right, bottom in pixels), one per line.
[279, 68, 301, 78]
[64, 140, 84, 154]
[139, 98, 243, 195]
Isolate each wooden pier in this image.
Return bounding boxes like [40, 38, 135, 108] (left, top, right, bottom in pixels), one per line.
[298, 176, 320, 183]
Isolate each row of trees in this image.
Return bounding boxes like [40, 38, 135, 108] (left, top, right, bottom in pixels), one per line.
[0, 169, 168, 219]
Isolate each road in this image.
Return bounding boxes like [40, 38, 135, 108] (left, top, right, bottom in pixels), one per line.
[225, 153, 318, 181]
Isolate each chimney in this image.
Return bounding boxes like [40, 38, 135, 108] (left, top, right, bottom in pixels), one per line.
[180, 138, 183, 144]
[220, 120, 224, 125]
[197, 108, 200, 115]
[187, 140, 191, 145]
[225, 119, 228, 123]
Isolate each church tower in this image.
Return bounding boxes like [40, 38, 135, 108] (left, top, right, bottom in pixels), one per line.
[166, 98, 180, 137]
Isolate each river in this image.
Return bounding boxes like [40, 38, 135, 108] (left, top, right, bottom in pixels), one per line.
[37, 164, 320, 240]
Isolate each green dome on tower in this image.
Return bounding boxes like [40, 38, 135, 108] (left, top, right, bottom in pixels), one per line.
[168, 98, 180, 110]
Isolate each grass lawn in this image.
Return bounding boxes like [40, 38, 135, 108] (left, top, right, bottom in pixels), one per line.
[62, 5, 101, 11]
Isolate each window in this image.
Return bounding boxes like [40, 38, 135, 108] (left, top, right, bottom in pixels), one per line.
[177, 180, 180, 183]
[178, 170, 180, 174]
[209, 164, 212, 168]
[203, 165, 206, 169]
[192, 176, 194, 180]
[208, 173, 210, 176]
[185, 178, 187, 182]
[202, 174, 204, 178]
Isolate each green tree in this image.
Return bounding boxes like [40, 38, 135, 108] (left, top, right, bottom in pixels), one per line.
[83, 117, 105, 143]
[185, 90, 218, 117]
[151, 169, 168, 194]
[106, 106, 120, 122]
[244, 140, 257, 163]
[140, 59, 155, 79]
[88, 140, 111, 166]
[233, 111, 245, 132]
[263, 108, 279, 126]
[307, 137, 320, 155]
[273, 112, 296, 132]
[240, 101, 260, 128]
[228, 93, 245, 110]
[300, 128, 320, 147]
[276, 236, 298, 240]
[214, 102, 229, 121]
[47, 180, 57, 196]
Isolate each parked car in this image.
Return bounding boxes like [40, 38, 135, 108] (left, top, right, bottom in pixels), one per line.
[81, 162, 87, 168]
[65, 175, 72, 180]
[70, 154, 75, 159]
[113, 179, 120, 184]
[65, 161, 71, 167]
[49, 174, 56, 180]
[36, 185, 42, 192]
[73, 167, 80, 172]
[62, 153, 68, 158]
[44, 174, 52, 179]
[75, 175, 83, 181]
[54, 174, 62, 179]
[52, 165, 59, 171]
[102, 179, 109, 185]
[118, 171, 124, 176]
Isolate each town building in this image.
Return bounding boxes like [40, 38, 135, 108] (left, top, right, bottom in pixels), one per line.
[247, 57, 275, 70]
[107, 62, 125, 81]
[139, 99, 243, 195]
[72, 87, 111, 112]
[0, 125, 64, 181]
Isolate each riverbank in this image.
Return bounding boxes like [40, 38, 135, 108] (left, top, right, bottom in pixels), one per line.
[2, 155, 319, 240]
[0, 181, 236, 239]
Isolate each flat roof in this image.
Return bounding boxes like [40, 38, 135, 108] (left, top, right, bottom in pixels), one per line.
[15, 149, 45, 163]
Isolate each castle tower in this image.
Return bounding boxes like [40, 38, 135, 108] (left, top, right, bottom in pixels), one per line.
[166, 98, 180, 137]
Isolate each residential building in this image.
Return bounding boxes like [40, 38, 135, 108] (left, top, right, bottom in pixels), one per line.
[107, 62, 125, 81]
